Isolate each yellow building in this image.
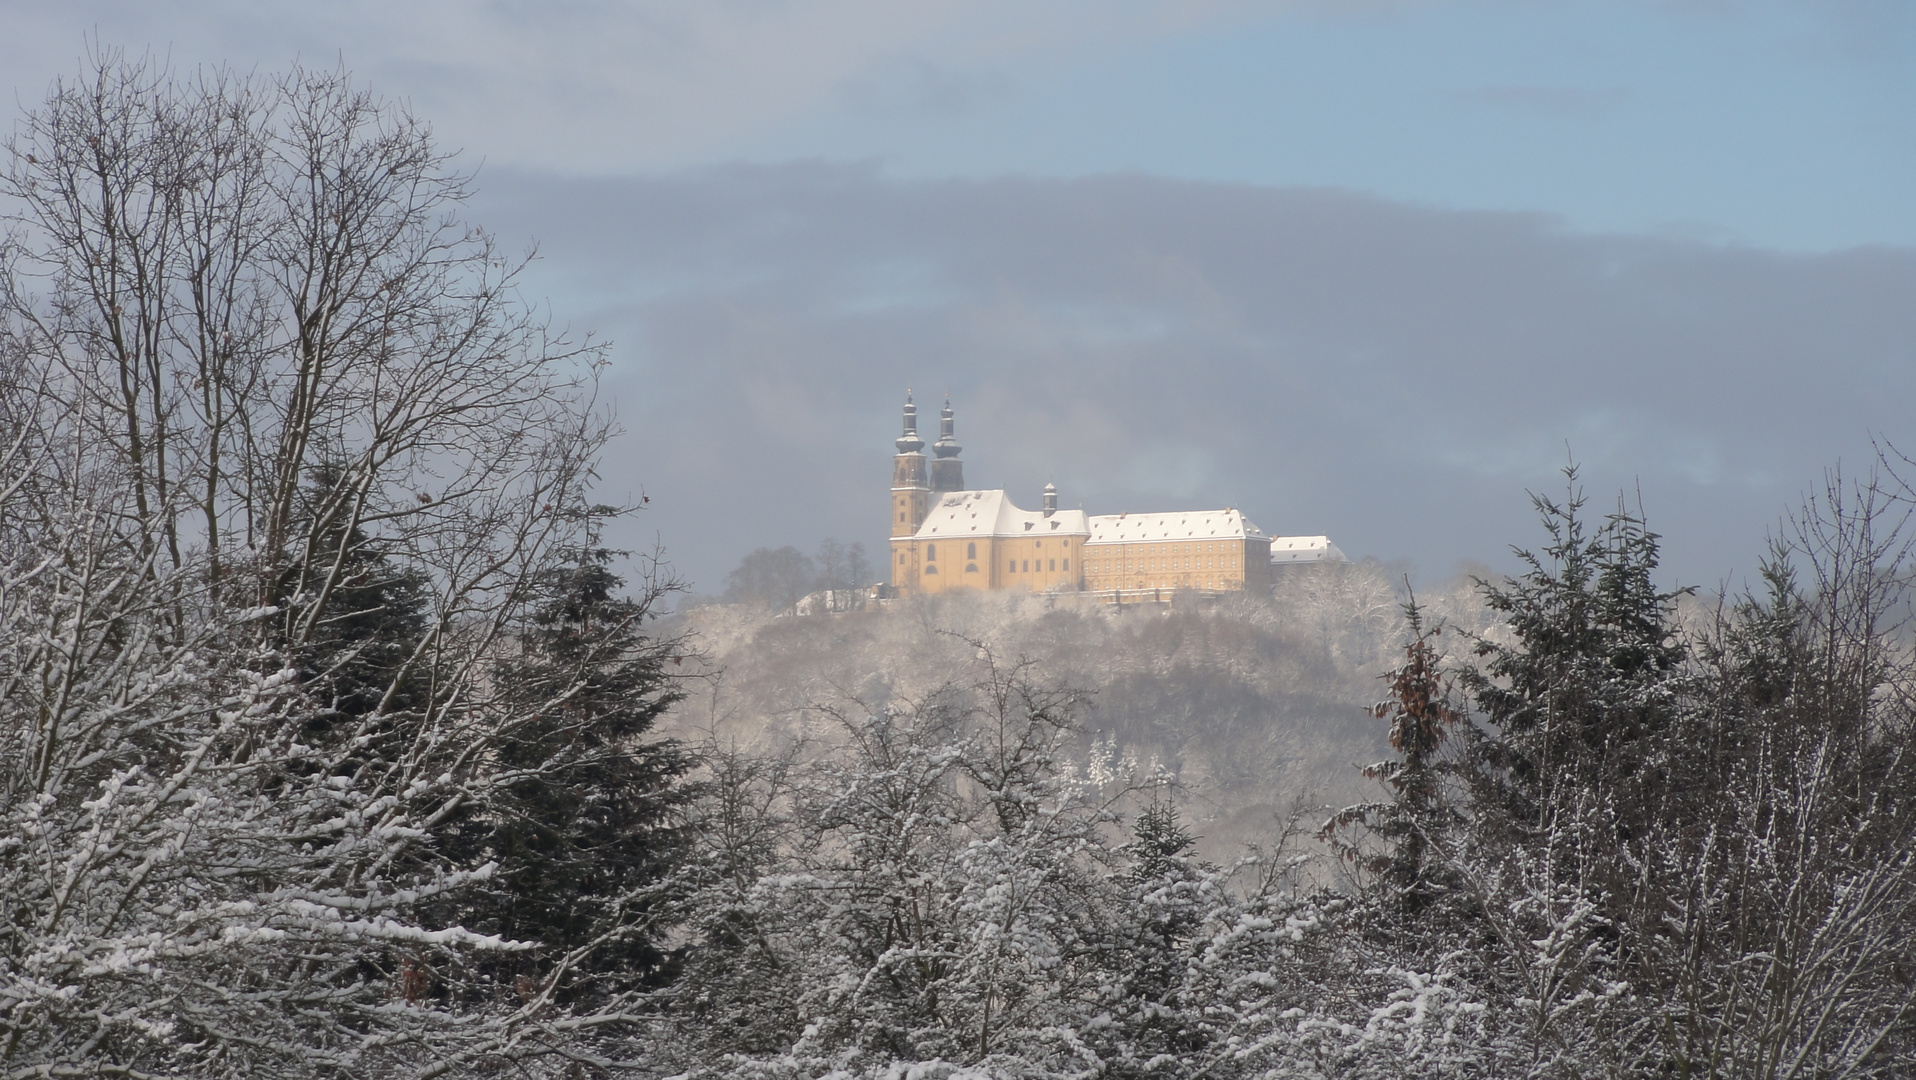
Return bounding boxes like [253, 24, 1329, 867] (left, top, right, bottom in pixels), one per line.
[1082, 509, 1272, 595]
[889, 394, 1090, 595]
[887, 394, 1290, 599]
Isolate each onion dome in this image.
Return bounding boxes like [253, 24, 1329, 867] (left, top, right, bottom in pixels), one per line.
[932, 395, 962, 459]
[895, 391, 925, 453]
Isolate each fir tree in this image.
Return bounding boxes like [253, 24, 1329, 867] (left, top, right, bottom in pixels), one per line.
[455, 534, 693, 1003]
[1104, 803, 1214, 1072]
[1459, 467, 1691, 832]
[271, 464, 435, 777]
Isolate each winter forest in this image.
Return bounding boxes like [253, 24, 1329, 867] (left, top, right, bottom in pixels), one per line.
[3, 57, 1915, 1079]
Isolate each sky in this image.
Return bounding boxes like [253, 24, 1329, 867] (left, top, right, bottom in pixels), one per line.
[5, 0, 1913, 594]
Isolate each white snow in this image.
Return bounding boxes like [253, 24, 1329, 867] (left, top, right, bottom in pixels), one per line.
[914, 489, 1090, 539]
[1084, 508, 1267, 544]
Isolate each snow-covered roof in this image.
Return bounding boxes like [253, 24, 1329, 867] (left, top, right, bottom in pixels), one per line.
[1084, 509, 1267, 544]
[915, 489, 1090, 539]
[1269, 536, 1347, 563]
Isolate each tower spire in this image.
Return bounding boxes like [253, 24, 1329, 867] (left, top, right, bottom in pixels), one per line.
[892, 390, 931, 542]
[929, 393, 965, 492]
[933, 394, 961, 458]
[895, 389, 925, 453]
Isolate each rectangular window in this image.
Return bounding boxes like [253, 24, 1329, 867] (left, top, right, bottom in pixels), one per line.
[1023, 560, 1029, 572]
[1009, 561, 1016, 574]
[1049, 559, 1056, 571]
[1063, 559, 1069, 571]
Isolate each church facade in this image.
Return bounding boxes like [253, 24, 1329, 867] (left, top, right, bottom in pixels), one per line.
[887, 394, 1293, 598]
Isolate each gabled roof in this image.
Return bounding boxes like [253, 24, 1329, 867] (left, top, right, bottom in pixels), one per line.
[915, 489, 1090, 539]
[1084, 509, 1267, 544]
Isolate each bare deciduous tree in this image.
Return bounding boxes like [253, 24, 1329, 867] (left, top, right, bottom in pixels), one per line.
[0, 50, 681, 1078]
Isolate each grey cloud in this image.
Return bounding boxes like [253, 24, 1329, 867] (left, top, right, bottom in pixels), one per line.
[0, 1, 1302, 174]
[834, 55, 1014, 117]
[468, 163, 1916, 595]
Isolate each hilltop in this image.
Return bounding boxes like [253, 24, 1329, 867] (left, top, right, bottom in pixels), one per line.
[661, 559, 1498, 852]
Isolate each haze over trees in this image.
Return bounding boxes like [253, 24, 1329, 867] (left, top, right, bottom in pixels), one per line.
[721, 538, 873, 613]
[675, 554, 1438, 841]
[4, 52, 1914, 1080]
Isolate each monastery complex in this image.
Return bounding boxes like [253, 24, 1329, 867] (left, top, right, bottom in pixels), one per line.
[887, 394, 1342, 600]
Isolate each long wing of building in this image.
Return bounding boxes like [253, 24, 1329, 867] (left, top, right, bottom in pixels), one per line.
[1082, 508, 1272, 594]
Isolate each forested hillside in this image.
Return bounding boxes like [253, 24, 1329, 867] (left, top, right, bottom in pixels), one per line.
[665, 559, 1492, 854]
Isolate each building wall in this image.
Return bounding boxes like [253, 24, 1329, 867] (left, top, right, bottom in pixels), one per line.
[890, 497, 1279, 598]
[892, 535, 993, 594]
[1082, 536, 1272, 593]
[891, 450, 931, 590]
[891, 508, 1281, 597]
[892, 452, 930, 539]
[989, 533, 1082, 593]
[891, 533, 1088, 595]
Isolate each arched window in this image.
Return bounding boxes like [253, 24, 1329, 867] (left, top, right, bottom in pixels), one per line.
[967, 542, 976, 559]
[925, 564, 938, 575]
[966, 563, 978, 573]
[927, 544, 936, 561]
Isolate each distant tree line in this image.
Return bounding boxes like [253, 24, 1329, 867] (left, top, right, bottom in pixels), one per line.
[722, 538, 872, 612]
[5, 53, 1913, 1079]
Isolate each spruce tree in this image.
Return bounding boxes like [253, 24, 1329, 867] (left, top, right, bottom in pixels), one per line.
[1106, 803, 1213, 1071]
[457, 535, 692, 1003]
[274, 464, 435, 760]
[1459, 467, 1691, 832]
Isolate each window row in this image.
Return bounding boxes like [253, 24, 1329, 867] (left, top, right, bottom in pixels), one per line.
[923, 542, 983, 562]
[1088, 557, 1239, 570]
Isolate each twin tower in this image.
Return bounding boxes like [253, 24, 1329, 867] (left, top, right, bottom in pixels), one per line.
[889, 392, 964, 539]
